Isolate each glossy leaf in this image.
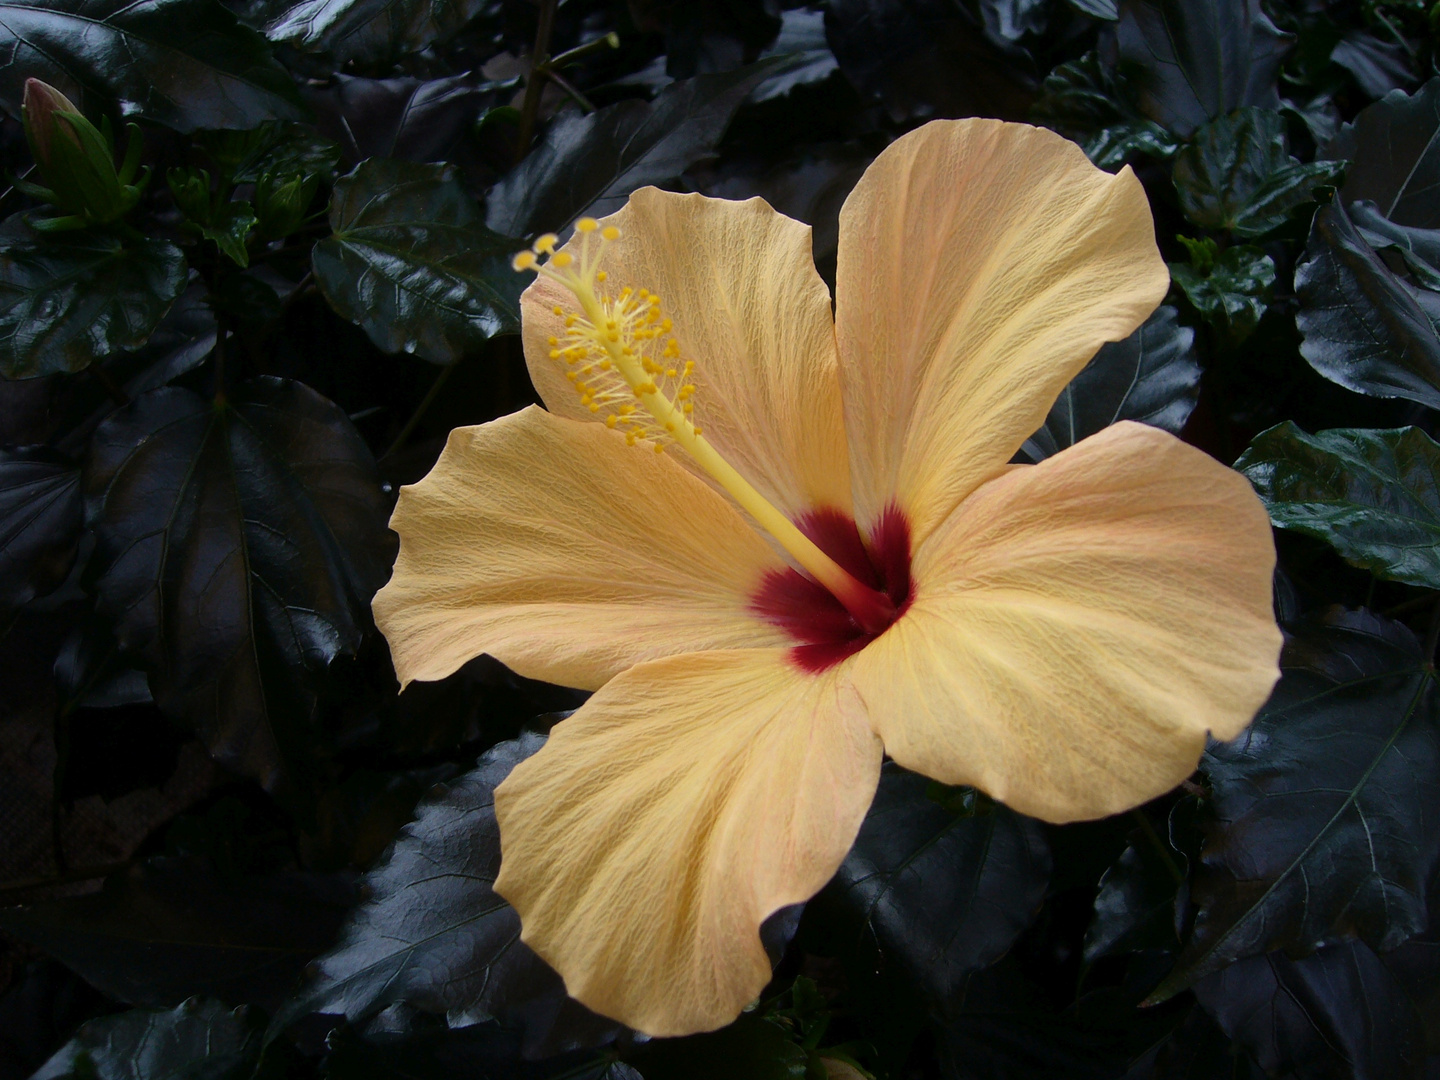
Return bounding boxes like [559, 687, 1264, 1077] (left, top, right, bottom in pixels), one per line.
[30, 998, 262, 1080]
[1021, 304, 1199, 462]
[1237, 424, 1440, 589]
[196, 202, 257, 268]
[487, 60, 793, 238]
[0, 220, 186, 378]
[204, 120, 341, 185]
[1328, 76, 1440, 229]
[0, 446, 81, 609]
[823, 763, 1050, 1016]
[267, 0, 487, 63]
[1172, 108, 1342, 237]
[314, 159, 521, 364]
[1083, 813, 1190, 962]
[1193, 941, 1426, 1080]
[0, 0, 304, 133]
[277, 732, 621, 1058]
[752, 9, 837, 102]
[1169, 243, 1275, 343]
[1149, 611, 1440, 1002]
[1029, 51, 1178, 170]
[0, 857, 354, 1012]
[85, 378, 393, 793]
[1331, 31, 1416, 100]
[1115, 0, 1291, 138]
[1294, 198, 1440, 410]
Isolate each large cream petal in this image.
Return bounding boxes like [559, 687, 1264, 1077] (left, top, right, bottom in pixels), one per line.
[851, 422, 1281, 823]
[521, 187, 851, 521]
[372, 406, 790, 691]
[493, 647, 883, 1036]
[834, 119, 1170, 545]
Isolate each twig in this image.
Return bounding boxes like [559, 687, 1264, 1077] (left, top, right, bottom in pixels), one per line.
[382, 362, 456, 461]
[515, 0, 560, 166]
[542, 68, 597, 113]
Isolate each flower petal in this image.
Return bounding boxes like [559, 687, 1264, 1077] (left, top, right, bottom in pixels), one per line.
[850, 422, 1281, 823]
[493, 647, 883, 1036]
[522, 187, 851, 520]
[834, 119, 1170, 545]
[372, 406, 789, 691]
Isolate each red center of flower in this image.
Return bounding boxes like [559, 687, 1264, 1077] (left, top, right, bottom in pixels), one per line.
[750, 506, 913, 673]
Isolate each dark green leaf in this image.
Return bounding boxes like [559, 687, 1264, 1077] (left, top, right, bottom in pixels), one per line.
[0, 857, 354, 1012]
[1294, 198, 1440, 410]
[487, 60, 794, 238]
[1172, 108, 1343, 237]
[1328, 76, 1440, 229]
[0, 0, 304, 133]
[0, 446, 81, 610]
[1148, 611, 1440, 1002]
[276, 733, 621, 1058]
[630, 1014, 808, 1080]
[1029, 52, 1178, 169]
[1115, 0, 1290, 138]
[197, 202, 257, 268]
[1237, 424, 1440, 589]
[823, 763, 1050, 1017]
[1350, 201, 1440, 289]
[1021, 304, 1199, 461]
[1169, 243, 1275, 342]
[314, 159, 521, 364]
[1192, 941, 1426, 1080]
[203, 120, 341, 185]
[267, 0, 489, 63]
[30, 998, 262, 1080]
[0, 220, 186, 378]
[85, 378, 393, 793]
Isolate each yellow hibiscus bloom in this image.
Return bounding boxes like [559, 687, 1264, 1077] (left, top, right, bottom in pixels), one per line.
[372, 119, 1281, 1038]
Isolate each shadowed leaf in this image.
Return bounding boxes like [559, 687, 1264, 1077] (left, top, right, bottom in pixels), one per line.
[486, 58, 800, 239]
[30, 998, 262, 1080]
[85, 378, 393, 794]
[275, 732, 621, 1059]
[267, 0, 488, 63]
[0, 446, 81, 609]
[1021, 304, 1198, 462]
[1148, 610, 1440, 1002]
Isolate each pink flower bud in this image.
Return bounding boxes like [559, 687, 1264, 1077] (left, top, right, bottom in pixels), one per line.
[22, 78, 81, 170]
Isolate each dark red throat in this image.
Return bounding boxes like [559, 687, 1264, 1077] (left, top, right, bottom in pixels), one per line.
[750, 505, 913, 673]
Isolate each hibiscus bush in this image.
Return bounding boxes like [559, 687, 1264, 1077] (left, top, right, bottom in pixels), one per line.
[2, 0, 1439, 1077]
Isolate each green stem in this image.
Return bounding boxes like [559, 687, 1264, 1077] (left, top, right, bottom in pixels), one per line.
[546, 31, 619, 69]
[542, 68, 596, 112]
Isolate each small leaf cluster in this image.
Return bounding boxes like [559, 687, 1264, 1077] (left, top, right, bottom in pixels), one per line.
[1, 1, 1439, 1080]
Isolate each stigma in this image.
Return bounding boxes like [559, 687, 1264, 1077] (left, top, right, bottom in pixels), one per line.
[513, 220, 900, 641]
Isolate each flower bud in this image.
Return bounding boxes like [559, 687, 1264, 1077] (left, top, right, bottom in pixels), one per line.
[253, 171, 318, 240]
[21, 78, 81, 173]
[19, 78, 147, 228]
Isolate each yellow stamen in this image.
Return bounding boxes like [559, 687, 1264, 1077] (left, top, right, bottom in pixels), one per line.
[512, 222, 895, 631]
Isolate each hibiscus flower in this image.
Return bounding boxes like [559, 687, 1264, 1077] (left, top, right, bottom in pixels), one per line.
[372, 118, 1281, 1038]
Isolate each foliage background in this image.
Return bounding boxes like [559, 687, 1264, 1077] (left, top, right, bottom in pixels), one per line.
[1, 0, 1438, 1077]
